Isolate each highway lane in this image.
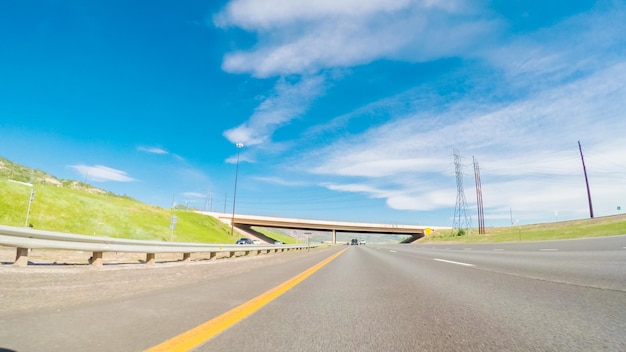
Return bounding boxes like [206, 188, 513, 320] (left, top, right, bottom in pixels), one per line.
[201, 240, 626, 351]
[401, 235, 626, 291]
[1, 237, 625, 351]
[0, 247, 346, 352]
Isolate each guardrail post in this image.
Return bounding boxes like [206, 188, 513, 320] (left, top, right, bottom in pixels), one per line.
[89, 252, 103, 267]
[209, 252, 216, 260]
[256, 250, 262, 256]
[146, 253, 156, 264]
[14, 247, 29, 267]
[228, 251, 235, 258]
[183, 253, 191, 262]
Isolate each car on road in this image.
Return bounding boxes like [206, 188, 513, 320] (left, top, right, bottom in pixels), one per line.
[351, 238, 359, 245]
[236, 238, 254, 245]
[360, 239, 366, 245]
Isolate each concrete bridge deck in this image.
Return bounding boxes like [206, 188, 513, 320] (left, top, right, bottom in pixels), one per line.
[201, 212, 450, 243]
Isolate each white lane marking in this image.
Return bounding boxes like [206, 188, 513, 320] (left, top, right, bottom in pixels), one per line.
[540, 249, 558, 251]
[389, 250, 397, 253]
[434, 258, 475, 267]
[464, 248, 472, 250]
[493, 249, 504, 251]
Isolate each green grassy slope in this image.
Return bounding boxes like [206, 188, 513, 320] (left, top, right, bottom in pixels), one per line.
[423, 214, 626, 243]
[0, 157, 236, 243]
[252, 227, 298, 244]
[1, 179, 236, 243]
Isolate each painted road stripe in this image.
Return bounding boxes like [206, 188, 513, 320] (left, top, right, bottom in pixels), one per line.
[493, 249, 504, 251]
[433, 258, 475, 267]
[146, 248, 348, 352]
[389, 250, 397, 253]
[540, 249, 558, 251]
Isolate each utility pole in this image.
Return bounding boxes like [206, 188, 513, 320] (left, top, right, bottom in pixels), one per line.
[230, 143, 244, 236]
[473, 156, 485, 234]
[578, 141, 594, 218]
[205, 189, 211, 211]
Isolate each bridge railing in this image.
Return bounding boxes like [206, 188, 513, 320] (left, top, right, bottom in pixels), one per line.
[0, 224, 312, 267]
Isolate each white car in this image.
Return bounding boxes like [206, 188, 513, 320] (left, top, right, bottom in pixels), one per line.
[252, 240, 261, 245]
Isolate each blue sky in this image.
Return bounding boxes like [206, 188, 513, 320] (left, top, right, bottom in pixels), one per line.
[1, 0, 625, 228]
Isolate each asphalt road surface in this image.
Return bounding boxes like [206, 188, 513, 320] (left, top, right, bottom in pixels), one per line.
[1, 236, 625, 351]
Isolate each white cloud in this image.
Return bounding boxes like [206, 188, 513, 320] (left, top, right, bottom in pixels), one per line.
[254, 176, 309, 187]
[217, 0, 496, 77]
[182, 192, 206, 198]
[69, 165, 136, 182]
[223, 75, 325, 147]
[137, 146, 168, 155]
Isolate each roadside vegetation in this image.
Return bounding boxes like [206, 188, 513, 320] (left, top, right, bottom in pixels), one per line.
[252, 227, 298, 244]
[422, 214, 626, 243]
[0, 157, 241, 243]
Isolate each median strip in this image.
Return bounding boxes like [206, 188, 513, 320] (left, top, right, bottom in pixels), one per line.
[145, 247, 348, 352]
[433, 258, 475, 267]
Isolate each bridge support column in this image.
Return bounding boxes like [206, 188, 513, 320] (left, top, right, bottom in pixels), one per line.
[332, 229, 336, 244]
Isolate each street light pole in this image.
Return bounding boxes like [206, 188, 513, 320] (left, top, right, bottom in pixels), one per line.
[24, 188, 35, 227]
[230, 143, 244, 236]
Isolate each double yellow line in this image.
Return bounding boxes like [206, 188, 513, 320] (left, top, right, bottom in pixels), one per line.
[146, 248, 347, 352]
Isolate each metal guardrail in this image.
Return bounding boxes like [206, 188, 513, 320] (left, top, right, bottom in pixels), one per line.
[0, 224, 312, 267]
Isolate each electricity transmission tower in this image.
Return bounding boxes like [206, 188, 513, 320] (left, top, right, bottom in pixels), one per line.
[473, 156, 485, 234]
[453, 149, 472, 233]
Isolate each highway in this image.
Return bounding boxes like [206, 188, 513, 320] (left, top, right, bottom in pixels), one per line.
[1, 236, 625, 351]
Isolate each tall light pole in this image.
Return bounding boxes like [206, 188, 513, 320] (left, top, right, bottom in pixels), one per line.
[230, 143, 244, 236]
[24, 188, 35, 227]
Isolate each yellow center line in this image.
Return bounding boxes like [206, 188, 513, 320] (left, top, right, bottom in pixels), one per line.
[145, 247, 348, 352]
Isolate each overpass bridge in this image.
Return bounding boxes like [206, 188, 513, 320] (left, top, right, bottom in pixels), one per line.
[201, 212, 450, 244]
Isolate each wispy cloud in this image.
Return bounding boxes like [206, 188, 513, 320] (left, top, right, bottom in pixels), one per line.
[137, 146, 184, 161]
[69, 165, 136, 182]
[137, 146, 169, 155]
[216, 0, 496, 77]
[254, 176, 309, 187]
[182, 192, 206, 198]
[223, 75, 325, 147]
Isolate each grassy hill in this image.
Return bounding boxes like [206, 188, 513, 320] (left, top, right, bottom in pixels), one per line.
[0, 157, 236, 243]
[422, 214, 626, 243]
